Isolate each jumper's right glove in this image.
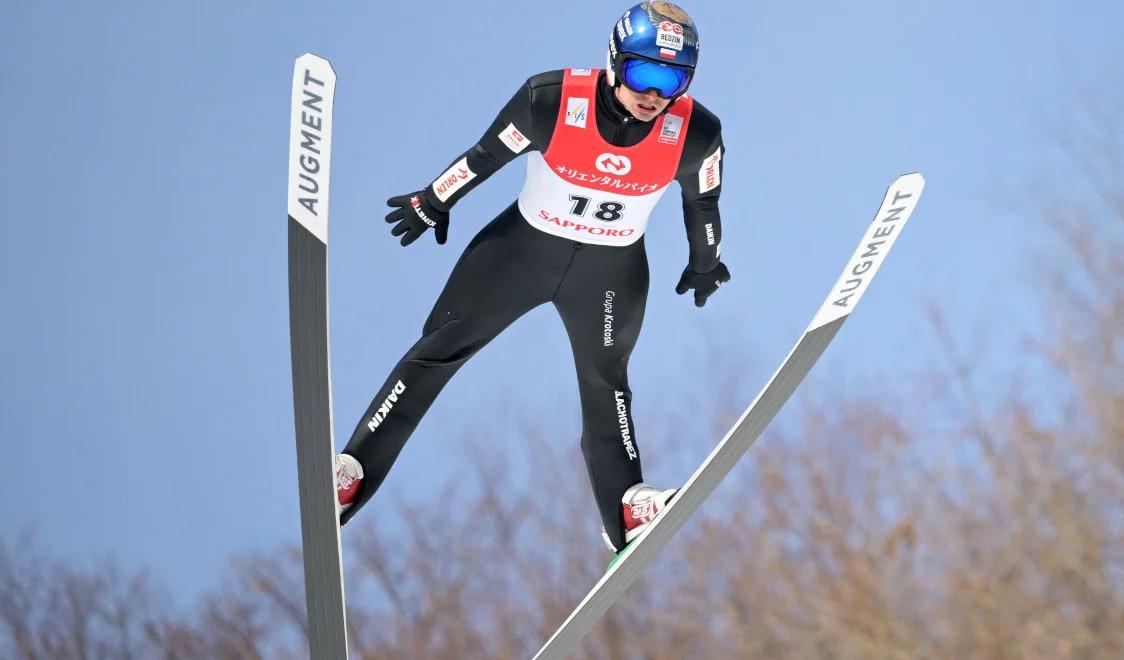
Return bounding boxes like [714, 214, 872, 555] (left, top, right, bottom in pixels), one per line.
[675, 262, 731, 307]
[385, 189, 449, 246]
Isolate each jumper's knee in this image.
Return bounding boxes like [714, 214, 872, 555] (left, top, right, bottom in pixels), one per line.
[405, 318, 484, 367]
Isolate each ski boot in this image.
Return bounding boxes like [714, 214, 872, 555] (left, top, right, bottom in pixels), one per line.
[602, 483, 677, 567]
[335, 453, 364, 518]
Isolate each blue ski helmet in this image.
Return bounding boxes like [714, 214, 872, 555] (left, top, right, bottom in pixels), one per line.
[607, 2, 699, 100]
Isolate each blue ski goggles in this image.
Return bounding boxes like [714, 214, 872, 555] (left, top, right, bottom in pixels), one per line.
[618, 57, 693, 99]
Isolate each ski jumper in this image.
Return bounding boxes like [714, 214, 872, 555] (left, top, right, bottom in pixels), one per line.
[344, 69, 725, 550]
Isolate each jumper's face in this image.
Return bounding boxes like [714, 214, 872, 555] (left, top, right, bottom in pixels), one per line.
[614, 84, 672, 122]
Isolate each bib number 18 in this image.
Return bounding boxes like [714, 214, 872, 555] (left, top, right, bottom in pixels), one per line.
[568, 195, 625, 222]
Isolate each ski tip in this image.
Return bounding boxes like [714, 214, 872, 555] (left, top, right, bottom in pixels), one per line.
[896, 172, 926, 190]
[295, 52, 336, 75]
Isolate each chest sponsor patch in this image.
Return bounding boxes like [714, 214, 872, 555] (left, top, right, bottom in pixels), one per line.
[658, 114, 684, 145]
[432, 156, 476, 203]
[698, 147, 721, 193]
[565, 97, 589, 128]
[498, 123, 530, 153]
[595, 153, 633, 176]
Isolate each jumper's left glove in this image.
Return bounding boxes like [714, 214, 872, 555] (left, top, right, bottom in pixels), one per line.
[675, 262, 731, 308]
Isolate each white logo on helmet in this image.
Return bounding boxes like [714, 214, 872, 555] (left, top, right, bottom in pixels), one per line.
[656, 21, 685, 51]
[596, 153, 633, 176]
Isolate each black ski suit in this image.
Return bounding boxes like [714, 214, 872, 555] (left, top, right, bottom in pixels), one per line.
[344, 70, 726, 550]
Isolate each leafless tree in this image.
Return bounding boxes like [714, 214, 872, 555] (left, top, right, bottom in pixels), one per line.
[3, 76, 1121, 660]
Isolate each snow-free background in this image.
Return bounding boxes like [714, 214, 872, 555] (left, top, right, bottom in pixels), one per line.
[2, 0, 1120, 604]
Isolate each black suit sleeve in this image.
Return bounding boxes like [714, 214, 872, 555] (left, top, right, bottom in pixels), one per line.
[421, 71, 565, 212]
[675, 100, 725, 273]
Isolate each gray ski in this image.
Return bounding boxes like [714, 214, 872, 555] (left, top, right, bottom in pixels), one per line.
[533, 173, 926, 659]
[286, 53, 347, 660]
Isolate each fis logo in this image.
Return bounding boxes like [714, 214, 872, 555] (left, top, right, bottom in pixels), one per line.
[367, 381, 406, 432]
[565, 98, 589, 129]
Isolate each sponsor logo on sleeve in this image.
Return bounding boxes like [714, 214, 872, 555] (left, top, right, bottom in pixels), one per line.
[658, 114, 684, 145]
[565, 97, 589, 128]
[698, 148, 721, 193]
[498, 123, 530, 153]
[432, 157, 476, 203]
[571, 68, 592, 76]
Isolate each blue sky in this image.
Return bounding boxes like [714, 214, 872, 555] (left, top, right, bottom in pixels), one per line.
[1, 1, 1120, 604]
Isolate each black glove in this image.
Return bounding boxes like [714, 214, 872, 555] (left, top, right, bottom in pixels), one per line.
[675, 262, 731, 307]
[385, 190, 449, 246]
